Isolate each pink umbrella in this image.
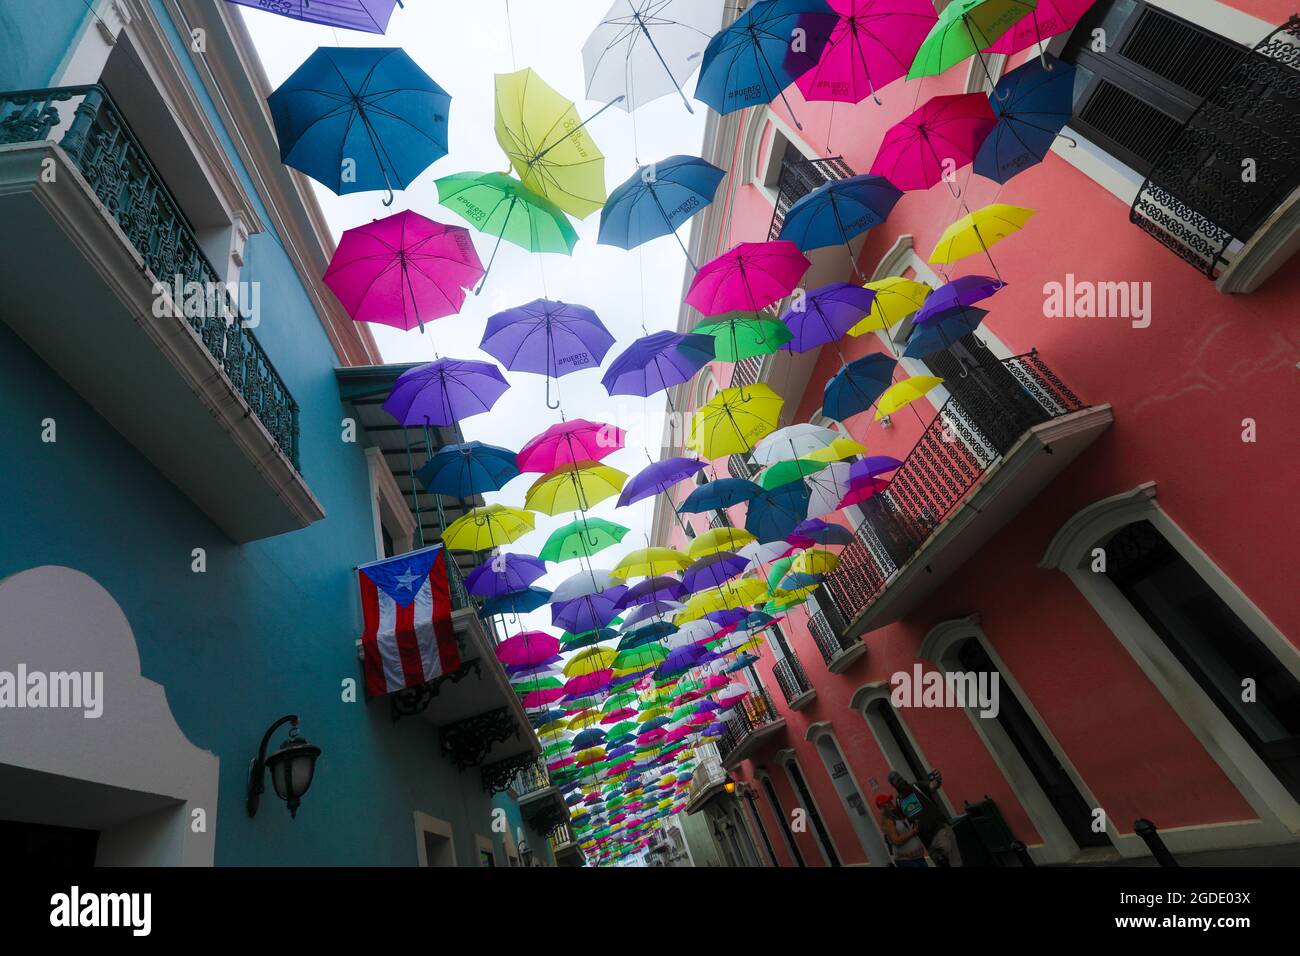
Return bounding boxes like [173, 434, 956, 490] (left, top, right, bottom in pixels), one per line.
[565, 670, 614, 697]
[601, 707, 637, 724]
[494, 630, 560, 667]
[796, 0, 938, 105]
[685, 241, 811, 317]
[517, 419, 625, 473]
[323, 211, 484, 332]
[522, 687, 566, 707]
[986, 0, 1097, 58]
[870, 92, 998, 192]
[839, 476, 891, 508]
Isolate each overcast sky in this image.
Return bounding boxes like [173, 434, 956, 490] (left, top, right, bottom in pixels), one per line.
[239, 1, 709, 621]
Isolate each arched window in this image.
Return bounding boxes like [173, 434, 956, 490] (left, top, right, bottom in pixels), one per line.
[780, 752, 842, 866]
[756, 771, 805, 867]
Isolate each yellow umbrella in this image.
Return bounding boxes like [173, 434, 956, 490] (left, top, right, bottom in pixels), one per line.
[931, 204, 1035, 268]
[563, 646, 618, 676]
[792, 549, 840, 576]
[676, 576, 766, 622]
[688, 383, 784, 459]
[525, 461, 627, 516]
[803, 436, 866, 463]
[494, 67, 608, 219]
[637, 706, 671, 722]
[687, 527, 755, 559]
[849, 277, 931, 335]
[876, 375, 945, 420]
[611, 547, 692, 580]
[441, 504, 535, 551]
[538, 720, 568, 736]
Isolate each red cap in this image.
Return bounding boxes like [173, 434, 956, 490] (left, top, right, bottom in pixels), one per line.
[874, 794, 894, 808]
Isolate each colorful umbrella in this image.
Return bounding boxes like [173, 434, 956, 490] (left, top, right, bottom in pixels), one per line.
[903, 306, 989, 358]
[804, 435, 867, 462]
[616, 457, 709, 509]
[780, 282, 878, 353]
[778, 174, 902, 274]
[930, 204, 1035, 278]
[481, 586, 552, 618]
[495, 630, 561, 667]
[612, 548, 694, 580]
[849, 276, 931, 334]
[268, 47, 448, 202]
[974, 56, 1076, 184]
[682, 552, 749, 592]
[693, 314, 793, 362]
[870, 92, 998, 192]
[985, 0, 1096, 58]
[876, 375, 945, 420]
[908, 0, 1039, 85]
[525, 463, 628, 516]
[678, 478, 762, 514]
[540, 518, 630, 561]
[752, 423, 841, 466]
[382, 358, 509, 426]
[441, 504, 535, 551]
[686, 241, 811, 316]
[687, 384, 785, 459]
[324, 212, 482, 332]
[790, 517, 856, 546]
[226, 0, 401, 32]
[481, 299, 616, 408]
[601, 332, 715, 400]
[583, 0, 722, 112]
[822, 352, 897, 419]
[688, 527, 756, 559]
[465, 553, 548, 598]
[416, 441, 519, 497]
[746, 481, 813, 542]
[618, 576, 689, 608]
[795, 0, 937, 104]
[599, 156, 726, 265]
[914, 275, 1005, 323]
[518, 419, 625, 473]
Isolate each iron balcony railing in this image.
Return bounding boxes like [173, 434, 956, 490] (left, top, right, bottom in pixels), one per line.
[771, 655, 814, 704]
[549, 820, 575, 850]
[716, 683, 781, 764]
[512, 755, 552, 798]
[768, 156, 856, 241]
[818, 350, 1087, 647]
[0, 84, 301, 469]
[687, 748, 728, 806]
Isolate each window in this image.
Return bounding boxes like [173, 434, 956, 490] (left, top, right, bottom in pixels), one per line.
[759, 774, 805, 867]
[414, 813, 456, 866]
[783, 758, 841, 866]
[1103, 520, 1300, 802]
[866, 698, 929, 783]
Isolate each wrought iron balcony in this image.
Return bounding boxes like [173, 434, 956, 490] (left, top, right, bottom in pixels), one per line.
[0, 85, 300, 468]
[771, 655, 815, 708]
[768, 156, 856, 241]
[819, 351, 1111, 647]
[1131, 16, 1300, 283]
[716, 683, 785, 769]
[684, 746, 729, 813]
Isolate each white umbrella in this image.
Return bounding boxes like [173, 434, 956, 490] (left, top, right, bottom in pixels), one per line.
[582, 0, 725, 113]
[804, 461, 854, 518]
[551, 569, 619, 604]
[737, 540, 793, 571]
[751, 423, 841, 466]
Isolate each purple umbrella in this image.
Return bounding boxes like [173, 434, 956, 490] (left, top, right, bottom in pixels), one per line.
[225, 0, 401, 34]
[655, 644, 710, 679]
[683, 552, 748, 593]
[789, 517, 855, 547]
[382, 358, 510, 426]
[913, 276, 1005, 325]
[850, 455, 904, 482]
[464, 553, 547, 597]
[480, 299, 615, 409]
[780, 282, 878, 353]
[552, 593, 621, 633]
[621, 601, 682, 628]
[704, 608, 750, 628]
[616, 457, 708, 508]
[616, 575, 688, 609]
[601, 331, 715, 399]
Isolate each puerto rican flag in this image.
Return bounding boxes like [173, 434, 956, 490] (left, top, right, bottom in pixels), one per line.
[358, 545, 461, 697]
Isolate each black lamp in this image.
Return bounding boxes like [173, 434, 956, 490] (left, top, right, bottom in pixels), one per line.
[247, 715, 321, 818]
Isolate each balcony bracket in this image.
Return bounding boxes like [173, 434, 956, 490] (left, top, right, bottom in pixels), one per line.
[388, 658, 482, 723]
[440, 706, 520, 771]
[481, 751, 538, 795]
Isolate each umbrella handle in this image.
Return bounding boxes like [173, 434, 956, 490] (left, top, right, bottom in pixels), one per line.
[546, 375, 561, 410]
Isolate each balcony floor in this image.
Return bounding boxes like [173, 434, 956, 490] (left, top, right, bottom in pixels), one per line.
[721, 718, 786, 771]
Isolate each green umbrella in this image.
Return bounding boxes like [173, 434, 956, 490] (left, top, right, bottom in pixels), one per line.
[539, 517, 630, 561]
[909, 0, 1038, 81]
[767, 555, 796, 591]
[602, 692, 639, 712]
[613, 645, 667, 670]
[693, 314, 792, 362]
[760, 457, 828, 490]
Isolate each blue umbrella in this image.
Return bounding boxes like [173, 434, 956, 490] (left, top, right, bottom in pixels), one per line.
[479, 587, 552, 620]
[779, 174, 902, 274]
[790, 517, 855, 546]
[725, 653, 761, 673]
[572, 729, 608, 751]
[416, 441, 519, 496]
[268, 47, 449, 203]
[617, 621, 678, 647]
[226, 0, 402, 33]
[746, 481, 812, 543]
[913, 275, 1004, 325]
[678, 478, 762, 514]
[599, 156, 726, 266]
[903, 306, 988, 359]
[695, 0, 838, 130]
[822, 353, 897, 421]
[975, 56, 1077, 185]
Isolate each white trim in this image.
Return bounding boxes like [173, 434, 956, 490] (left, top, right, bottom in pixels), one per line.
[753, 767, 803, 865]
[777, 749, 845, 866]
[365, 447, 416, 559]
[413, 812, 457, 867]
[804, 722, 891, 864]
[851, 682, 956, 818]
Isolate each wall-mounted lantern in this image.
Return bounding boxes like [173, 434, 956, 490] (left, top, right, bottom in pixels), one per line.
[247, 715, 321, 819]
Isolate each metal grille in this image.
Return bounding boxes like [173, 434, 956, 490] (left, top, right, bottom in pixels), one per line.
[767, 156, 855, 241]
[1078, 80, 1183, 169]
[1122, 6, 1247, 100]
[772, 655, 813, 704]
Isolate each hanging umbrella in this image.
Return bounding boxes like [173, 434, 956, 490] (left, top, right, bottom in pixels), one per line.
[324, 212, 483, 332]
[760, 457, 828, 491]
[685, 241, 811, 317]
[688, 527, 756, 559]
[268, 47, 449, 203]
[752, 423, 841, 466]
[540, 518, 630, 561]
[466, 553, 548, 598]
[870, 92, 998, 192]
[903, 306, 989, 358]
[602, 333, 715, 400]
[434, 171, 579, 291]
[914, 275, 1005, 324]
[849, 277, 931, 335]
[692, 314, 792, 362]
[382, 358, 509, 426]
[621, 600, 683, 628]
[655, 644, 709, 679]
[746, 481, 813, 542]
[616, 457, 709, 508]
[822, 352, 897, 420]
[441, 504, 535, 551]
[804, 435, 867, 462]
[226, 0, 401, 32]
[778, 175, 902, 273]
[780, 282, 877, 353]
[481, 299, 616, 409]
[551, 570, 625, 605]
[518, 419, 625, 473]
[583, 0, 722, 112]
[612, 548, 694, 580]
[795, 0, 937, 104]
[495, 68, 611, 219]
[618, 576, 689, 608]
[974, 56, 1077, 184]
[599, 156, 727, 265]
[789, 517, 856, 546]
[416, 441, 519, 497]
[985, 0, 1097, 58]
[908, 0, 1039, 87]
[802, 461, 855, 517]
[682, 552, 749, 593]
[840, 476, 891, 508]
[695, 0, 838, 130]
[876, 375, 945, 420]
[525, 463, 628, 516]
[495, 630, 561, 667]
[481, 586, 553, 618]
[554, 593, 622, 632]
[688, 384, 785, 459]
[678, 478, 762, 514]
[930, 204, 1035, 277]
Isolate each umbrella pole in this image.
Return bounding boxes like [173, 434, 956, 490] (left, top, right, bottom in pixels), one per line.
[649, 187, 697, 270]
[963, 17, 1010, 101]
[635, 13, 694, 114]
[829, 194, 865, 281]
[531, 96, 627, 165]
[475, 196, 517, 295]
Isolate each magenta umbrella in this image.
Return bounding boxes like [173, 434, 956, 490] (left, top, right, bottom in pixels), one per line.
[685, 240, 811, 317]
[985, 0, 1098, 59]
[323, 211, 483, 332]
[517, 419, 625, 473]
[869, 92, 998, 192]
[565, 670, 614, 697]
[796, 0, 938, 105]
[495, 630, 561, 667]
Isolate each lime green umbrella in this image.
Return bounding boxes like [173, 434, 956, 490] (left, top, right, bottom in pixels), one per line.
[694, 314, 792, 362]
[760, 457, 828, 490]
[602, 692, 639, 712]
[909, 0, 1038, 81]
[539, 516, 630, 561]
[435, 170, 579, 292]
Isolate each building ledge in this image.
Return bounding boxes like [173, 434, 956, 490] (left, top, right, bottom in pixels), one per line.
[721, 718, 786, 771]
[826, 641, 869, 674]
[786, 689, 817, 710]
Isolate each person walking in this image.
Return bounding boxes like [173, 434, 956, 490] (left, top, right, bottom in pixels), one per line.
[888, 769, 962, 867]
[876, 793, 928, 868]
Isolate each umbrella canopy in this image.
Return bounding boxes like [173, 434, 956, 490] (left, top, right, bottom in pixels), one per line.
[612, 548, 693, 580]
[619, 576, 689, 608]
[914, 275, 1005, 323]
[752, 423, 841, 466]
[324, 212, 482, 332]
[849, 276, 931, 334]
[678, 478, 762, 514]
[804, 435, 867, 463]
[822, 352, 898, 420]
[553, 593, 622, 632]
[876, 375, 945, 419]
[778, 174, 902, 255]
[525, 463, 628, 515]
[974, 57, 1076, 184]
[617, 457, 708, 508]
[481, 586, 553, 618]
[695, 0, 838, 127]
[909, 0, 1039, 79]
[599, 156, 726, 263]
[985, 0, 1097, 56]
[688, 527, 755, 559]
[746, 481, 813, 542]
[382, 358, 509, 426]
[682, 552, 749, 592]
[482, 299, 616, 407]
[442, 504, 536, 551]
[227, 0, 401, 32]
[495, 630, 561, 667]
[930, 204, 1035, 265]
[539, 518, 630, 561]
[693, 314, 792, 362]
[851, 455, 903, 481]
[790, 517, 856, 546]
[903, 306, 989, 358]
[268, 47, 449, 200]
[795, 0, 937, 104]
[688, 384, 785, 458]
[518, 419, 625, 473]
[760, 457, 828, 490]
[602, 332, 715, 398]
[465, 553, 548, 598]
[583, 0, 723, 112]
[686, 241, 811, 316]
[803, 461, 855, 517]
[551, 570, 625, 605]
[417, 441, 519, 497]
[495, 68, 609, 219]
[869, 92, 998, 191]
[780, 282, 877, 353]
